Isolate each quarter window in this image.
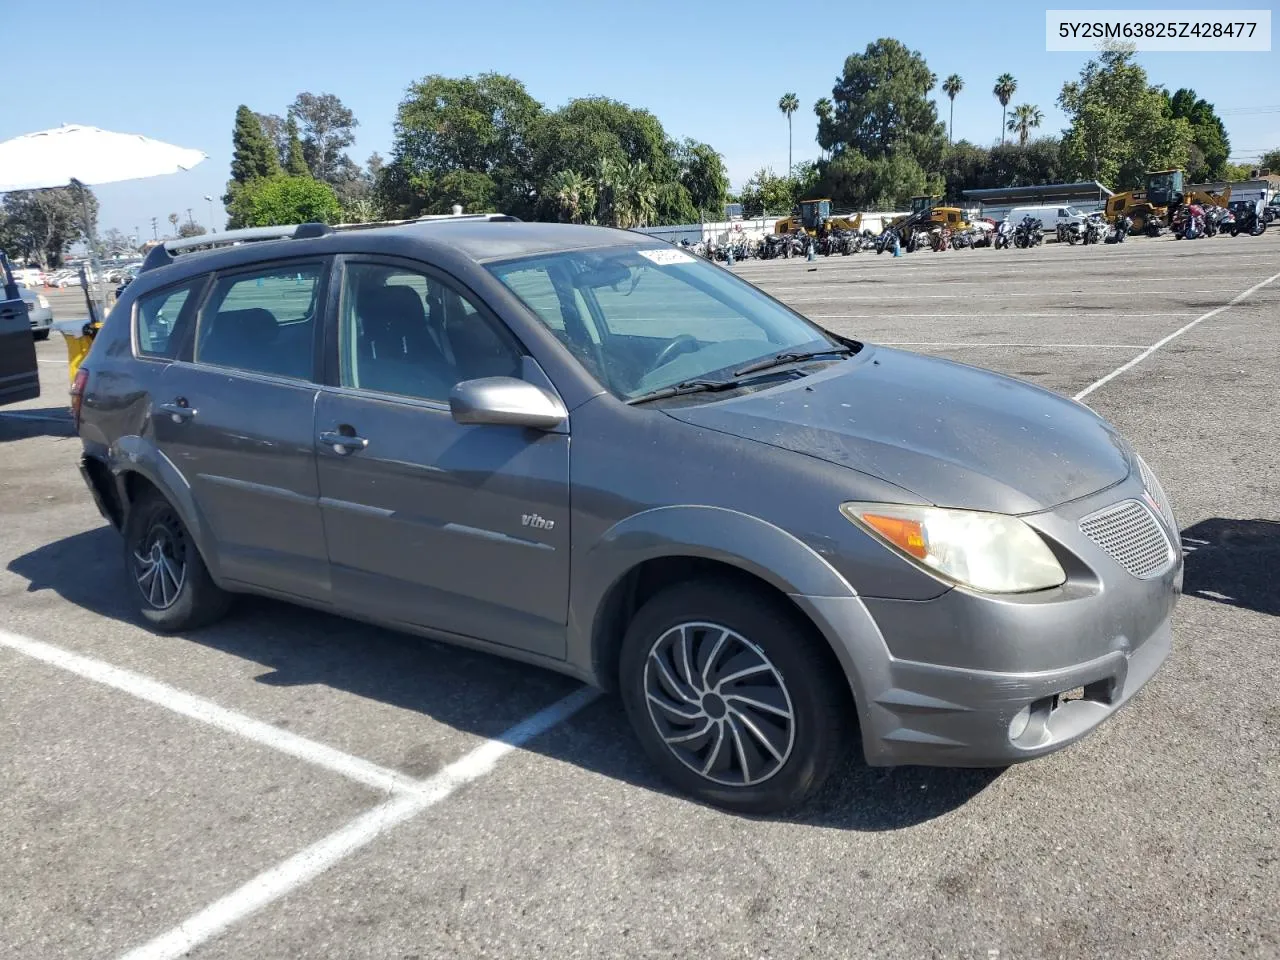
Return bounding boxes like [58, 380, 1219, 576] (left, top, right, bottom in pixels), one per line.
[135, 281, 201, 359]
[339, 263, 523, 403]
[194, 263, 324, 380]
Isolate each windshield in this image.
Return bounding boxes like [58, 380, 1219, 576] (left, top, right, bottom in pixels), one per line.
[488, 246, 842, 400]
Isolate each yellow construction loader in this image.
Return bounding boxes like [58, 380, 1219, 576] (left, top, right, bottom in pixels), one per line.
[1105, 170, 1231, 234]
[774, 199, 862, 236]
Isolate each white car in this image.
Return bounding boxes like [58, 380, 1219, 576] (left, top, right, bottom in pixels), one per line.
[20, 286, 54, 340]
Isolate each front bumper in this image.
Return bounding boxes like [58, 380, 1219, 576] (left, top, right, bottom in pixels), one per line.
[794, 475, 1181, 767]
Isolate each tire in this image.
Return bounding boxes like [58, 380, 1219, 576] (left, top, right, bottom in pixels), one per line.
[33, 330, 49, 341]
[618, 579, 850, 814]
[124, 489, 231, 632]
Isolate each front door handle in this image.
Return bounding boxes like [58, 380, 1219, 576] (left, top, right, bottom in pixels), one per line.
[159, 400, 197, 422]
[319, 430, 368, 454]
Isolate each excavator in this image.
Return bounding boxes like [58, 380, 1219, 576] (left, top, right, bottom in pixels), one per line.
[774, 199, 862, 236]
[1105, 170, 1231, 235]
[879, 196, 970, 250]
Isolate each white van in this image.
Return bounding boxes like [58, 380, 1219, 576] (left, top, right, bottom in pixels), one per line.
[1007, 204, 1088, 234]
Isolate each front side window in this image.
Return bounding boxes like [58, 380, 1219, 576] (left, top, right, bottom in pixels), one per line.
[488, 246, 840, 400]
[194, 262, 324, 380]
[135, 280, 202, 359]
[338, 262, 523, 403]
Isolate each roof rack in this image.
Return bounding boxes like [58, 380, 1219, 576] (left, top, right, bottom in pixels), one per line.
[139, 212, 521, 273]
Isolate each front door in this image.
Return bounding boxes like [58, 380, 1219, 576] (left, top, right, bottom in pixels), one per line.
[0, 256, 39, 407]
[314, 258, 570, 659]
[153, 258, 331, 602]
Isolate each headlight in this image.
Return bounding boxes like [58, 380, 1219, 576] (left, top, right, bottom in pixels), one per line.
[1134, 454, 1178, 533]
[840, 502, 1067, 593]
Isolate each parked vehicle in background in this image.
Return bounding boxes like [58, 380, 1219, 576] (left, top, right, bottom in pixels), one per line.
[1083, 214, 1106, 245]
[11, 264, 44, 287]
[1056, 219, 1084, 245]
[71, 218, 1182, 812]
[18, 285, 54, 340]
[1227, 199, 1267, 236]
[0, 253, 40, 406]
[994, 217, 1015, 249]
[1009, 204, 1087, 238]
[1014, 216, 1044, 247]
[1106, 215, 1133, 243]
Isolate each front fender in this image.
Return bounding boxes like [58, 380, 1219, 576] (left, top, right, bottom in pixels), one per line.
[108, 434, 224, 583]
[567, 505, 866, 684]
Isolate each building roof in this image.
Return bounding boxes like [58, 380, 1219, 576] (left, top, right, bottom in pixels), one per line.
[962, 181, 1114, 202]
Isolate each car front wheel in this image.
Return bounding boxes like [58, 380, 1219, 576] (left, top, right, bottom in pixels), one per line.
[619, 580, 850, 814]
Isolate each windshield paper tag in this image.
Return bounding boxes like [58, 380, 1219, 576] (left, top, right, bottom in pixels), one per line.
[638, 248, 696, 266]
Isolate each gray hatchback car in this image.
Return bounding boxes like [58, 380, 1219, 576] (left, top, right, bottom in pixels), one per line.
[74, 217, 1181, 812]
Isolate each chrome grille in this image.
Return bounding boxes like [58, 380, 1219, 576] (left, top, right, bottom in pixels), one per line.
[1079, 499, 1174, 579]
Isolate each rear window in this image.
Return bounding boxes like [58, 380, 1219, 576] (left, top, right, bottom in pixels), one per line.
[135, 281, 203, 360]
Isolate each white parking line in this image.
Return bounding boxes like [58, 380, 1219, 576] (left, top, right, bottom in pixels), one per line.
[1074, 268, 1280, 402]
[783, 290, 1220, 302]
[0, 628, 422, 796]
[809, 313, 1194, 319]
[117, 685, 600, 960]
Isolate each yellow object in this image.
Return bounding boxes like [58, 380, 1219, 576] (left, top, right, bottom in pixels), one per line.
[886, 196, 969, 233]
[1105, 170, 1231, 231]
[775, 199, 863, 236]
[61, 321, 102, 382]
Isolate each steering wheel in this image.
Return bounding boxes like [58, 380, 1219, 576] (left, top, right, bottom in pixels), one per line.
[649, 334, 699, 372]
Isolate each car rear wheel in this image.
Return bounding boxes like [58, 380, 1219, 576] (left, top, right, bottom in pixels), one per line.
[619, 580, 849, 814]
[124, 489, 230, 631]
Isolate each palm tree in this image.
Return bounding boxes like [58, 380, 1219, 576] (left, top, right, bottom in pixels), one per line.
[1007, 103, 1044, 147]
[550, 170, 594, 224]
[813, 97, 833, 159]
[778, 93, 799, 176]
[993, 74, 1017, 145]
[942, 75, 963, 144]
[167, 212, 179, 236]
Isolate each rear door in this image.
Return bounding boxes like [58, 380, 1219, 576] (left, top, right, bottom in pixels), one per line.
[0, 254, 39, 407]
[153, 258, 332, 602]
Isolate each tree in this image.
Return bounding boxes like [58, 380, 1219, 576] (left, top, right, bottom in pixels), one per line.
[778, 93, 799, 175]
[1007, 103, 1043, 147]
[942, 74, 963, 144]
[1259, 149, 1280, 173]
[813, 98, 834, 158]
[993, 74, 1017, 145]
[177, 222, 207, 238]
[1059, 46, 1190, 187]
[98, 227, 136, 257]
[0, 187, 100, 267]
[548, 170, 595, 223]
[288, 92, 358, 186]
[167, 213, 180, 236]
[738, 167, 800, 217]
[228, 174, 342, 227]
[228, 106, 280, 187]
[1166, 88, 1230, 180]
[254, 112, 289, 167]
[674, 139, 728, 218]
[284, 117, 310, 176]
[823, 39, 945, 163]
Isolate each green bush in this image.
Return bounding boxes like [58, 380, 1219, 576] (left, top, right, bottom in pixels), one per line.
[230, 175, 341, 227]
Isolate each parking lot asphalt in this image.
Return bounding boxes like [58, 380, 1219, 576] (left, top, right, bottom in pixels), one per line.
[2, 233, 1278, 959]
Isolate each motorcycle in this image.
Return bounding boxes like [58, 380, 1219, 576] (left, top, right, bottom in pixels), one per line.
[1145, 217, 1165, 238]
[1014, 216, 1043, 248]
[1057, 220, 1083, 245]
[993, 218, 1015, 249]
[1082, 215, 1106, 245]
[1104, 214, 1133, 244]
[1228, 200, 1268, 236]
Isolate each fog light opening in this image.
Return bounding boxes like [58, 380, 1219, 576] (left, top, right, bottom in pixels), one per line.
[1009, 705, 1032, 740]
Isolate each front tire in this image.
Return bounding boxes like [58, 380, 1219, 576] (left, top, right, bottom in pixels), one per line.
[618, 580, 850, 814]
[124, 490, 231, 632]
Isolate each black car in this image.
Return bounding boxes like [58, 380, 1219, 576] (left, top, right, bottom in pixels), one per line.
[0, 252, 40, 407]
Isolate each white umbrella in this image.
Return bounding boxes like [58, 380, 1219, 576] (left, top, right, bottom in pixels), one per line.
[0, 124, 207, 321]
[0, 124, 206, 192]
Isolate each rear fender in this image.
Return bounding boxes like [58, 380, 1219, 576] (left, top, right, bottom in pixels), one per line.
[108, 434, 224, 582]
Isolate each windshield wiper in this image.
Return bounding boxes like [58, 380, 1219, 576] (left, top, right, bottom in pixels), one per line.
[732, 345, 854, 378]
[625, 378, 742, 405]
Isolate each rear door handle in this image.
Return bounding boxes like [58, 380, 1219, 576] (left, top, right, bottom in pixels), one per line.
[159, 401, 197, 422]
[319, 430, 368, 454]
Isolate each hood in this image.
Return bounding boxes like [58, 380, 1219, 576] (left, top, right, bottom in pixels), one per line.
[665, 346, 1131, 514]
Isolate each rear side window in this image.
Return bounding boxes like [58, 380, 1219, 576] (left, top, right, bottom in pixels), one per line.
[195, 262, 324, 380]
[135, 281, 202, 359]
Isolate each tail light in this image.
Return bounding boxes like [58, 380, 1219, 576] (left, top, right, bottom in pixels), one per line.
[70, 368, 89, 430]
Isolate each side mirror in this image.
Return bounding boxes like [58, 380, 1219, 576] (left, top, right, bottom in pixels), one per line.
[449, 377, 567, 431]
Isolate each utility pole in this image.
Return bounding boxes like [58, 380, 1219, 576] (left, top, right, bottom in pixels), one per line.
[150, 217, 158, 240]
[186, 208, 194, 228]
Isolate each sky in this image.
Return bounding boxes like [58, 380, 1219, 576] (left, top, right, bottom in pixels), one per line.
[3, 0, 1278, 238]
